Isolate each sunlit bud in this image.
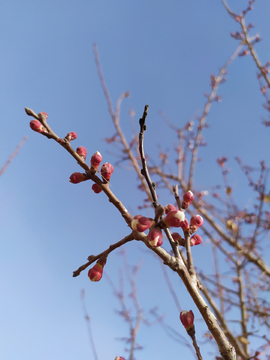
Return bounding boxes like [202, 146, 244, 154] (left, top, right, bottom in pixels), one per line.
[101, 162, 114, 181]
[190, 215, 204, 228]
[190, 234, 202, 246]
[148, 228, 163, 247]
[69, 172, 87, 184]
[164, 204, 177, 214]
[131, 215, 154, 232]
[92, 183, 102, 194]
[38, 112, 48, 120]
[182, 190, 194, 209]
[162, 210, 185, 228]
[66, 131, 77, 141]
[30, 120, 47, 134]
[88, 265, 103, 282]
[180, 310, 194, 331]
[114, 357, 125, 360]
[180, 219, 189, 231]
[171, 232, 185, 246]
[76, 146, 87, 160]
[91, 151, 102, 170]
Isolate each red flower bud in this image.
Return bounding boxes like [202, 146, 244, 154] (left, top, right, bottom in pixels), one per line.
[88, 265, 103, 282]
[148, 228, 163, 247]
[91, 151, 103, 170]
[66, 131, 77, 141]
[182, 190, 194, 209]
[76, 146, 87, 160]
[38, 112, 48, 120]
[131, 215, 154, 232]
[69, 172, 87, 184]
[164, 204, 177, 214]
[171, 232, 185, 246]
[30, 120, 47, 134]
[162, 210, 185, 228]
[114, 357, 125, 360]
[180, 310, 194, 330]
[190, 234, 202, 246]
[179, 219, 189, 231]
[190, 215, 204, 228]
[92, 183, 102, 194]
[101, 162, 114, 181]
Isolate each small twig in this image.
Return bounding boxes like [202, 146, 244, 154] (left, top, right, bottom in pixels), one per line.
[0, 136, 27, 177]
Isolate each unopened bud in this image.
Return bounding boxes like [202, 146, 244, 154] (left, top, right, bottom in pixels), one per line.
[171, 232, 185, 246]
[92, 183, 102, 194]
[38, 112, 48, 120]
[101, 162, 114, 181]
[91, 151, 103, 170]
[162, 210, 185, 228]
[190, 215, 204, 229]
[69, 172, 87, 184]
[148, 228, 163, 247]
[30, 120, 47, 134]
[88, 265, 103, 282]
[182, 190, 194, 208]
[131, 215, 154, 232]
[164, 204, 177, 214]
[66, 131, 77, 141]
[114, 357, 125, 360]
[76, 146, 87, 160]
[190, 234, 202, 246]
[180, 219, 189, 231]
[180, 310, 194, 331]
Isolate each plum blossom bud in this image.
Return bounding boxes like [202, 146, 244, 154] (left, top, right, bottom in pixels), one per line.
[148, 228, 163, 247]
[180, 219, 189, 231]
[114, 357, 125, 360]
[92, 183, 102, 194]
[69, 172, 87, 184]
[180, 310, 194, 331]
[66, 131, 77, 141]
[30, 120, 47, 134]
[190, 234, 202, 246]
[164, 204, 177, 214]
[91, 151, 102, 170]
[182, 190, 194, 209]
[38, 112, 48, 120]
[171, 232, 185, 246]
[76, 146, 87, 160]
[131, 215, 154, 232]
[190, 215, 204, 229]
[88, 265, 103, 282]
[101, 162, 114, 181]
[162, 210, 185, 228]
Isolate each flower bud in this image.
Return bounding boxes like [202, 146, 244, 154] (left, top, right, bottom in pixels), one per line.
[38, 112, 48, 120]
[190, 215, 204, 228]
[30, 120, 47, 134]
[164, 204, 177, 214]
[190, 234, 202, 246]
[91, 151, 102, 170]
[114, 357, 125, 360]
[179, 219, 189, 231]
[88, 265, 103, 282]
[182, 190, 194, 209]
[92, 183, 102, 194]
[101, 162, 114, 181]
[148, 228, 163, 247]
[171, 232, 185, 246]
[180, 310, 194, 331]
[76, 146, 87, 160]
[131, 215, 154, 232]
[66, 131, 77, 141]
[162, 210, 185, 228]
[69, 172, 87, 184]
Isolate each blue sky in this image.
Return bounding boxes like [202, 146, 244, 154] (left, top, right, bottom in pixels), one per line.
[1, 1, 270, 359]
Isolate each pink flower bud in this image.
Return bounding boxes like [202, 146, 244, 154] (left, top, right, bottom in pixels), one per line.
[114, 357, 125, 360]
[171, 232, 185, 246]
[179, 219, 189, 231]
[164, 204, 177, 214]
[38, 112, 48, 120]
[180, 310, 194, 330]
[69, 172, 87, 184]
[88, 265, 103, 282]
[190, 215, 204, 228]
[30, 120, 47, 134]
[162, 210, 185, 228]
[190, 234, 202, 246]
[101, 162, 114, 181]
[91, 151, 103, 170]
[182, 190, 194, 208]
[76, 146, 87, 160]
[148, 228, 163, 247]
[131, 215, 154, 232]
[66, 131, 77, 141]
[92, 183, 102, 194]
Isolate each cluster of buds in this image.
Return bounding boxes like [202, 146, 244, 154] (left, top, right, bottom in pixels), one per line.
[171, 233, 202, 247]
[182, 190, 194, 209]
[88, 256, 107, 282]
[180, 310, 195, 336]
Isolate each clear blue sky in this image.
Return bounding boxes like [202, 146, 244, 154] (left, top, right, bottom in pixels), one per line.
[1, 1, 270, 359]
